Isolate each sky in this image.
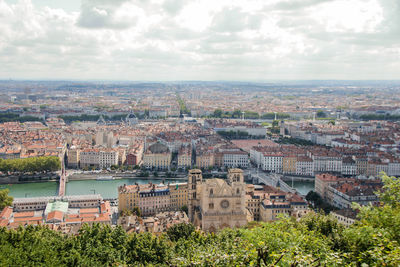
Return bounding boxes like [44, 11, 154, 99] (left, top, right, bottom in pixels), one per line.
[0, 0, 399, 81]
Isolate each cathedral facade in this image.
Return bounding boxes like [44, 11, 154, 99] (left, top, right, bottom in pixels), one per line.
[188, 168, 248, 232]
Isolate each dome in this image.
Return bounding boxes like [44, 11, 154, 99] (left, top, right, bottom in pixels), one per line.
[148, 142, 169, 153]
[128, 113, 137, 119]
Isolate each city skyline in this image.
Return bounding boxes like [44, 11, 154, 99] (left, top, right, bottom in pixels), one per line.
[1, 0, 400, 81]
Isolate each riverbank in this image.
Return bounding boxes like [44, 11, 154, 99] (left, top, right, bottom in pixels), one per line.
[67, 173, 187, 181]
[0, 173, 59, 184]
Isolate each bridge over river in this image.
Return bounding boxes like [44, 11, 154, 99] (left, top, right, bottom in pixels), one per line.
[247, 168, 298, 194]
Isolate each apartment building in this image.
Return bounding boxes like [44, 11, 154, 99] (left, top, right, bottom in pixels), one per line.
[79, 148, 119, 169]
[310, 151, 342, 174]
[142, 142, 171, 170]
[67, 147, 79, 168]
[341, 157, 357, 176]
[282, 155, 297, 174]
[177, 146, 192, 168]
[259, 192, 308, 222]
[295, 156, 314, 176]
[261, 153, 283, 173]
[118, 182, 188, 216]
[315, 173, 339, 201]
[328, 180, 382, 209]
[223, 151, 249, 168]
[195, 151, 214, 169]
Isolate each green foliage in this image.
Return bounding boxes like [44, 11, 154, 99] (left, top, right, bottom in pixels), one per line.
[133, 206, 141, 217]
[276, 136, 315, 146]
[359, 113, 400, 121]
[212, 109, 223, 118]
[0, 113, 43, 123]
[166, 223, 195, 242]
[180, 205, 188, 214]
[0, 189, 13, 210]
[176, 94, 191, 115]
[316, 110, 327, 118]
[0, 173, 400, 266]
[216, 130, 262, 140]
[261, 112, 290, 119]
[0, 156, 61, 173]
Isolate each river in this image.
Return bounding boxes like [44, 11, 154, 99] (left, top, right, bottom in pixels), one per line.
[1, 177, 314, 199]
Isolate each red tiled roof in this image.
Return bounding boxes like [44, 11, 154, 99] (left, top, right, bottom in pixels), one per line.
[0, 207, 13, 219]
[14, 211, 35, 218]
[80, 208, 99, 214]
[47, 211, 63, 222]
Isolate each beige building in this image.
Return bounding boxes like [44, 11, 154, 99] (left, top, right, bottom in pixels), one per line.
[177, 147, 192, 168]
[188, 169, 248, 232]
[246, 185, 309, 222]
[118, 182, 188, 216]
[143, 142, 171, 170]
[331, 209, 357, 227]
[315, 173, 339, 201]
[169, 183, 188, 210]
[282, 155, 297, 174]
[259, 192, 308, 221]
[67, 147, 80, 168]
[195, 152, 214, 169]
[79, 148, 119, 169]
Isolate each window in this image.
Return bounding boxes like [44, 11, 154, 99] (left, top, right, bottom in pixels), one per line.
[209, 203, 214, 209]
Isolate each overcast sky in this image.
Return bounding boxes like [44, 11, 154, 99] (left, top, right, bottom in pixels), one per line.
[0, 0, 399, 81]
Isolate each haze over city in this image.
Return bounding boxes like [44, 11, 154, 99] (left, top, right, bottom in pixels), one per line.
[1, 0, 400, 80]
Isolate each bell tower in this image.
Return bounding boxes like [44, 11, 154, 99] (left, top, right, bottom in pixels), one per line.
[228, 168, 244, 184]
[188, 169, 202, 221]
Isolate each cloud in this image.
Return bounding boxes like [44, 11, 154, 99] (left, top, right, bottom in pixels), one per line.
[77, 0, 139, 29]
[162, 0, 186, 15]
[0, 0, 399, 80]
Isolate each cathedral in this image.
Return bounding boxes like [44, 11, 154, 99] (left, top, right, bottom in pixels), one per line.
[188, 168, 249, 232]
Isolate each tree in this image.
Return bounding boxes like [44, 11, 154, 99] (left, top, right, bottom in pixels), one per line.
[132, 207, 141, 217]
[0, 189, 13, 210]
[166, 223, 195, 242]
[180, 205, 188, 214]
[316, 110, 327, 118]
[232, 110, 242, 118]
[213, 109, 223, 118]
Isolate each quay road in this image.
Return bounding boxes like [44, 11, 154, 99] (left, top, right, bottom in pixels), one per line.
[246, 167, 297, 194]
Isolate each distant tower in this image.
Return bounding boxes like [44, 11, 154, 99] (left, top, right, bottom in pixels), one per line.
[280, 120, 285, 135]
[179, 113, 185, 123]
[274, 112, 277, 121]
[97, 114, 106, 125]
[188, 169, 203, 221]
[312, 112, 316, 122]
[126, 111, 138, 126]
[241, 111, 245, 121]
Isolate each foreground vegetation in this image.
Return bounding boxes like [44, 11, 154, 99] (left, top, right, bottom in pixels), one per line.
[0, 174, 399, 266]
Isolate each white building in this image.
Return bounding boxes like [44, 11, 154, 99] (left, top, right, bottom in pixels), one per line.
[388, 162, 400, 177]
[341, 157, 357, 176]
[295, 156, 314, 176]
[261, 153, 283, 173]
[223, 151, 249, 168]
